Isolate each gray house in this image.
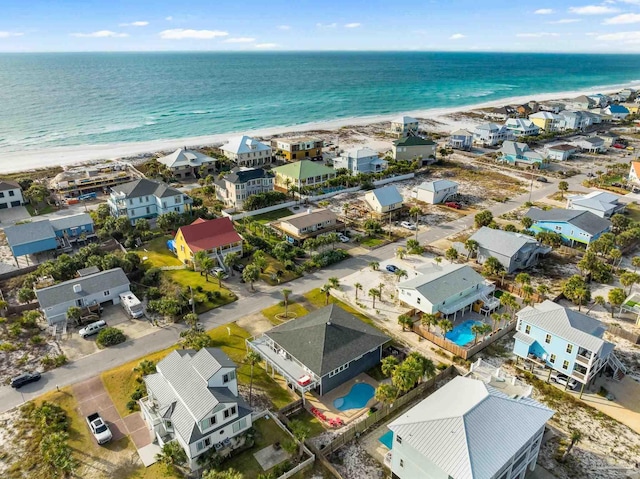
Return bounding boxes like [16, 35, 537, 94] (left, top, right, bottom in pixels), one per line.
[35, 268, 130, 325]
[333, 147, 387, 174]
[449, 129, 474, 150]
[248, 304, 390, 396]
[469, 227, 551, 274]
[414, 179, 458, 205]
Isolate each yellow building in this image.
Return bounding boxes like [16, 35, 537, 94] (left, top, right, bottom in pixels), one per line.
[271, 137, 323, 161]
[173, 217, 243, 266]
[622, 103, 640, 115]
[528, 112, 558, 132]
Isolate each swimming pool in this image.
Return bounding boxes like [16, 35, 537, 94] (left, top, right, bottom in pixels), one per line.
[333, 383, 375, 411]
[445, 320, 484, 346]
[379, 430, 393, 449]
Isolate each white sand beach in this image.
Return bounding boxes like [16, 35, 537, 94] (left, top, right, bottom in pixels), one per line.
[2, 80, 640, 174]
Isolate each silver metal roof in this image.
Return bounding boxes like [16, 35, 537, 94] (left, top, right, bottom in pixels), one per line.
[397, 264, 486, 306]
[470, 226, 540, 258]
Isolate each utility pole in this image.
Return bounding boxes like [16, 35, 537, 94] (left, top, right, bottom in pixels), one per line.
[528, 173, 534, 203]
[189, 286, 195, 314]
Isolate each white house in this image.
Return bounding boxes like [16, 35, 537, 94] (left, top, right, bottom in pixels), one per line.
[387, 376, 554, 479]
[566, 191, 625, 218]
[389, 116, 419, 138]
[220, 135, 273, 167]
[449, 129, 474, 150]
[473, 123, 512, 147]
[140, 348, 252, 470]
[157, 148, 217, 179]
[544, 144, 577, 161]
[557, 110, 591, 131]
[392, 136, 436, 164]
[603, 105, 630, 121]
[397, 263, 499, 319]
[364, 186, 404, 214]
[214, 167, 274, 209]
[333, 147, 387, 174]
[504, 118, 539, 137]
[0, 180, 24, 209]
[35, 268, 131, 325]
[573, 136, 605, 153]
[414, 179, 458, 204]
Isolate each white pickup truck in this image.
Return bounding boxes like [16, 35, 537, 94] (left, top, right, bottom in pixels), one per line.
[86, 412, 113, 445]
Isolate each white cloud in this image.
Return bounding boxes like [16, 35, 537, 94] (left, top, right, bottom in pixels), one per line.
[223, 37, 255, 43]
[159, 29, 228, 39]
[516, 32, 560, 38]
[449, 33, 465, 40]
[618, 0, 640, 4]
[0, 31, 24, 38]
[277, 25, 291, 30]
[316, 22, 337, 29]
[596, 31, 640, 43]
[603, 13, 640, 24]
[165, 16, 173, 21]
[119, 21, 149, 27]
[568, 5, 619, 15]
[534, 8, 554, 14]
[255, 43, 278, 48]
[71, 30, 129, 38]
[344, 23, 361, 28]
[548, 18, 581, 24]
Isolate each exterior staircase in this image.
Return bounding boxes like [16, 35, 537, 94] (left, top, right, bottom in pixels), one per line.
[608, 353, 627, 381]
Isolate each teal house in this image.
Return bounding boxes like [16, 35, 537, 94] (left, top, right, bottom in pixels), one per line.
[499, 141, 545, 168]
[525, 207, 610, 246]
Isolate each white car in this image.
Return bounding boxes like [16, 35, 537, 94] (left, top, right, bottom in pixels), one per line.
[338, 234, 349, 243]
[551, 373, 578, 390]
[400, 221, 416, 230]
[211, 267, 229, 278]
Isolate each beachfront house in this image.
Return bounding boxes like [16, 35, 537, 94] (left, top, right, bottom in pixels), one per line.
[387, 376, 554, 479]
[157, 148, 217, 179]
[220, 136, 273, 167]
[414, 179, 458, 205]
[397, 263, 499, 319]
[272, 160, 336, 192]
[566, 191, 625, 218]
[584, 111, 603, 125]
[449, 129, 474, 150]
[622, 103, 640, 115]
[392, 136, 436, 164]
[504, 118, 540, 137]
[272, 208, 342, 244]
[529, 112, 559, 132]
[0, 180, 24, 209]
[629, 161, 640, 186]
[557, 110, 591, 131]
[573, 136, 606, 153]
[598, 132, 621, 148]
[107, 178, 192, 225]
[473, 123, 512, 147]
[363, 186, 404, 215]
[570, 95, 595, 110]
[139, 348, 252, 470]
[498, 141, 545, 168]
[49, 163, 138, 198]
[603, 104, 630, 121]
[469, 227, 551, 274]
[171, 217, 243, 268]
[538, 102, 565, 114]
[485, 105, 517, 121]
[544, 144, 577, 161]
[589, 94, 610, 108]
[214, 167, 274, 209]
[271, 137, 323, 162]
[35, 268, 130, 325]
[248, 304, 389, 397]
[525, 207, 611, 246]
[333, 147, 387, 174]
[389, 116, 419, 138]
[513, 301, 625, 391]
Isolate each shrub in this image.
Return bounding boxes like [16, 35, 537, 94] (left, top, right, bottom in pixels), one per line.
[96, 327, 126, 348]
[30, 335, 44, 345]
[213, 291, 222, 299]
[126, 400, 138, 412]
[0, 342, 17, 352]
[146, 287, 162, 300]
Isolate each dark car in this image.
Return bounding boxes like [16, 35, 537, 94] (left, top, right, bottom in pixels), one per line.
[386, 264, 398, 273]
[233, 263, 245, 273]
[10, 371, 42, 389]
[536, 177, 548, 183]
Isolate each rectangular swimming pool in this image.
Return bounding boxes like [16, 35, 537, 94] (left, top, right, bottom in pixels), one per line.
[379, 430, 393, 449]
[445, 319, 484, 347]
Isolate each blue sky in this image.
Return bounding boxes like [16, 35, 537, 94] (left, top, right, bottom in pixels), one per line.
[1, 0, 640, 52]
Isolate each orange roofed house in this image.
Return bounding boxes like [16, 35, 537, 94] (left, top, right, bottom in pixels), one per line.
[629, 162, 640, 188]
[172, 217, 243, 267]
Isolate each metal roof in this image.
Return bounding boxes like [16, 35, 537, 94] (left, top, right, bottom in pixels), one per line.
[272, 160, 336, 180]
[470, 227, 540, 258]
[392, 115, 418, 124]
[525, 207, 611, 236]
[342, 146, 379, 159]
[418, 179, 458, 193]
[517, 300, 613, 353]
[158, 148, 215, 168]
[264, 304, 389, 377]
[49, 213, 93, 231]
[4, 221, 55, 247]
[221, 136, 271, 155]
[514, 331, 535, 346]
[397, 264, 486, 306]
[393, 136, 435, 147]
[568, 191, 621, 213]
[35, 268, 130, 309]
[450, 129, 473, 137]
[365, 186, 403, 208]
[279, 208, 337, 230]
[388, 376, 553, 479]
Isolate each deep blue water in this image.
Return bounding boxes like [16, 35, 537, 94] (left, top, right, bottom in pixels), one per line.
[446, 320, 484, 346]
[333, 382, 375, 411]
[1, 52, 639, 154]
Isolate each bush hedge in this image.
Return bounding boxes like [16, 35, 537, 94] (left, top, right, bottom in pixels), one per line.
[96, 327, 126, 348]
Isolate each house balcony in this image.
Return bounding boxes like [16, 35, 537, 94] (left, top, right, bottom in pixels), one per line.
[571, 370, 587, 382]
[575, 353, 592, 367]
[440, 283, 496, 316]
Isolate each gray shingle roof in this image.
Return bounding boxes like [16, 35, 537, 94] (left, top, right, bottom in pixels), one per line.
[388, 376, 553, 479]
[470, 227, 540, 258]
[111, 178, 183, 199]
[0, 180, 20, 191]
[517, 300, 613, 353]
[525, 207, 611, 236]
[4, 221, 55, 247]
[397, 264, 486, 305]
[35, 268, 129, 309]
[264, 304, 389, 377]
[222, 167, 273, 184]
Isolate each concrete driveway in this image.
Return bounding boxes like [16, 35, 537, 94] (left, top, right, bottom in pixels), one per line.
[0, 206, 30, 225]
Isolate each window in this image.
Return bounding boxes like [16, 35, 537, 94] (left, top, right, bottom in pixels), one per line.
[197, 441, 204, 451]
[396, 435, 402, 444]
[224, 406, 237, 419]
[166, 420, 172, 429]
[328, 363, 349, 377]
[566, 344, 573, 354]
[0, 192, 4, 198]
[223, 370, 236, 383]
[562, 360, 569, 370]
[8, 191, 14, 197]
[204, 437, 211, 447]
[550, 354, 556, 364]
[400, 459, 404, 468]
[417, 298, 421, 304]
[545, 334, 551, 344]
[525, 325, 531, 334]
[103, 290, 110, 296]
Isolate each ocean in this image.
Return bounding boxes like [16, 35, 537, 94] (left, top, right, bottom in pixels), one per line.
[1, 51, 639, 155]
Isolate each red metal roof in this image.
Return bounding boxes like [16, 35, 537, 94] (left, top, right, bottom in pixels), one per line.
[178, 217, 242, 252]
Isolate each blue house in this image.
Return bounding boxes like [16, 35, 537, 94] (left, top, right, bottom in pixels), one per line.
[333, 147, 387, 174]
[50, 213, 95, 239]
[449, 129, 474, 150]
[514, 301, 624, 392]
[499, 141, 545, 168]
[525, 207, 611, 246]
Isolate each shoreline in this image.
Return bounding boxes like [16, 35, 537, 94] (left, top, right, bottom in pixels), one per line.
[2, 79, 640, 174]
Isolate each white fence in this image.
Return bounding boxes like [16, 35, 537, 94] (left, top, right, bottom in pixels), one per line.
[373, 172, 415, 186]
[301, 173, 416, 203]
[221, 200, 298, 221]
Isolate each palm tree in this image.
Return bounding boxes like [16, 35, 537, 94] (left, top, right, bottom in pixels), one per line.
[381, 356, 399, 377]
[289, 420, 311, 459]
[156, 441, 188, 472]
[378, 282, 385, 302]
[479, 323, 492, 341]
[561, 429, 583, 462]
[354, 282, 363, 300]
[396, 247, 406, 260]
[439, 319, 453, 337]
[375, 383, 398, 406]
[328, 277, 340, 290]
[203, 469, 244, 479]
[515, 272, 531, 294]
[224, 252, 240, 277]
[242, 264, 260, 292]
[536, 284, 550, 299]
[490, 312, 501, 331]
[245, 351, 262, 407]
[394, 268, 408, 282]
[406, 351, 436, 382]
[464, 239, 479, 261]
[409, 206, 422, 240]
[632, 256, 640, 273]
[281, 288, 292, 317]
[434, 256, 442, 265]
[421, 313, 437, 332]
[133, 359, 157, 377]
[321, 284, 332, 306]
[391, 364, 417, 396]
[369, 261, 380, 271]
[214, 270, 225, 288]
[471, 323, 483, 345]
[369, 288, 380, 309]
[522, 285, 534, 305]
[252, 250, 268, 273]
[398, 314, 414, 331]
[587, 295, 605, 313]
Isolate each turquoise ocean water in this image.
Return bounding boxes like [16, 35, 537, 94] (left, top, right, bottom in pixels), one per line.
[1, 52, 639, 154]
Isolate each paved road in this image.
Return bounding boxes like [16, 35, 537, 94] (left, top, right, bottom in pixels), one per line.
[0, 171, 589, 413]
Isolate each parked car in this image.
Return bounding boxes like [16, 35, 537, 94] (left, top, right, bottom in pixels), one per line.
[211, 267, 229, 279]
[10, 371, 41, 389]
[86, 412, 113, 445]
[233, 263, 245, 273]
[79, 320, 107, 339]
[536, 177, 548, 183]
[444, 201, 462, 209]
[400, 221, 416, 230]
[551, 373, 578, 390]
[612, 143, 625, 149]
[338, 234, 349, 243]
[386, 264, 398, 273]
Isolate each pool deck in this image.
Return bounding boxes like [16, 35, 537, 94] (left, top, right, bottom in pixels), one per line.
[443, 311, 493, 348]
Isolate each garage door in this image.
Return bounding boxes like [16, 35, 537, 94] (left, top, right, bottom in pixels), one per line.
[101, 300, 114, 307]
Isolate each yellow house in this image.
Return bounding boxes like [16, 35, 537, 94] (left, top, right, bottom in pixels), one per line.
[528, 112, 558, 132]
[173, 217, 243, 266]
[622, 103, 640, 115]
[271, 137, 323, 162]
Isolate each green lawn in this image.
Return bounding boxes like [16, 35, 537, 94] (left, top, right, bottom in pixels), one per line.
[304, 288, 378, 328]
[360, 236, 385, 248]
[626, 203, 640, 223]
[259, 255, 301, 285]
[135, 236, 182, 267]
[287, 410, 326, 438]
[262, 301, 309, 325]
[26, 203, 58, 216]
[165, 269, 237, 313]
[250, 207, 293, 224]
